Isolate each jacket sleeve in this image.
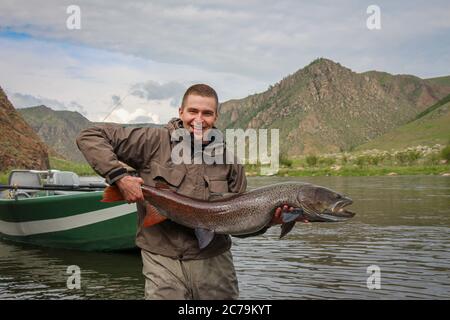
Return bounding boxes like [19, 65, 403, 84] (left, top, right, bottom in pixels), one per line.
[76, 124, 162, 184]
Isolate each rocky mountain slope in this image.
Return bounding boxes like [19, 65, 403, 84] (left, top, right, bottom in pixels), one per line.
[0, 87, 49, 171]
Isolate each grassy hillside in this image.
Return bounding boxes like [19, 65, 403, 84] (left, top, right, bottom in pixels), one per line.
[356, 95, 450, 151]
[425, 75, 450, 87]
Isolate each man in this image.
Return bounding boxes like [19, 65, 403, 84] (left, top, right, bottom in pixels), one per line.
[77, 83, 299, 300]
[77, 84, 248, 300]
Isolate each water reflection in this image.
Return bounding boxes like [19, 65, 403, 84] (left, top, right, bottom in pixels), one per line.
[1, 176, 449, 299]
[0, 241, 143, 299]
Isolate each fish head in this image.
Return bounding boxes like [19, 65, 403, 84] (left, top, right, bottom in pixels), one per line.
[296, 184, 355, 222]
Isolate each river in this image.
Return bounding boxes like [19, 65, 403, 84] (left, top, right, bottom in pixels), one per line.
[0, 176, 449, 299]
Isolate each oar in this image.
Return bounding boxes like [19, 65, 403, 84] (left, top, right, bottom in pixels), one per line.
[44, 183, 107, 189]
[0, 184, 107, 192]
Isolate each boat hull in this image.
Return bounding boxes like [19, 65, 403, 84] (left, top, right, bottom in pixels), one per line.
[0, 191, 138, 251]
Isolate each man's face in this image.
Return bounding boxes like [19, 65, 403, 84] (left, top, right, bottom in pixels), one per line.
[179, 94, 218, 140]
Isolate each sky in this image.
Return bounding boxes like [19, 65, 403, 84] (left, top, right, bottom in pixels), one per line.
[0, 0, 449, 124]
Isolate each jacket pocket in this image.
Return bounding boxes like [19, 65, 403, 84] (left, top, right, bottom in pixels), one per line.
[149, 162, 186, 188]
[205, 175, 229, 193]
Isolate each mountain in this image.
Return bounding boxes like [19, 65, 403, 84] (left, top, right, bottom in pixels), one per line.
[19, 106, 163, 163]
[355, 93, 450, 151]
[217, 58, 450, 156]
[425, 75, 450, 87]
[0, 87, 49, 171]
[19, 105, 92, 163]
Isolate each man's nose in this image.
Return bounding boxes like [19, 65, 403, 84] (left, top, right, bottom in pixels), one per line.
[195, 114, 204, 123]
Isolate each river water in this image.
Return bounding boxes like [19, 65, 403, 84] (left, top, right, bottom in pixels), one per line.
[0, 176, 449, 299]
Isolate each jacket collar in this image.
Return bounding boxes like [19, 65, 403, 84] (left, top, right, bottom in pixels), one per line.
[165, 117, 227, 159]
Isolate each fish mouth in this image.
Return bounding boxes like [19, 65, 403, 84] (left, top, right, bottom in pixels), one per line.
[301, 197, 355, 222]
[330, 198, 355, 218]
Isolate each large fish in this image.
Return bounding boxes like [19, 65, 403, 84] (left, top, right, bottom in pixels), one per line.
[102, 182, 355, 250]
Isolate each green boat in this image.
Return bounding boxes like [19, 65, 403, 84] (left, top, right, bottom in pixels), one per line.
[0, 170, 138, 251]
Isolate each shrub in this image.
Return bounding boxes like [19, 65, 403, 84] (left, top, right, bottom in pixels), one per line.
[367, 155, 385, 166]
[280, 156, 293, 168]
[305, 155, 318, 167]
[318, 157, 336, 166]
[355, 156, 367, 167]
[426, 153, 441, 165]
[395, 150, 420, 165]
[441, 145, 450, 161]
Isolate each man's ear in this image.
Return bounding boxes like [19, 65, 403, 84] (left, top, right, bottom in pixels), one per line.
[178, 106, 183, 117]
[214, 105, 219, 121]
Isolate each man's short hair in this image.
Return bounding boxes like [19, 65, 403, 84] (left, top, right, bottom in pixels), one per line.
[181, 84, 219, 111]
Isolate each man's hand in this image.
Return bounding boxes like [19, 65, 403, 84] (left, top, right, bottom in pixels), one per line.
[269, 205, 309, 226]
[115, 176, 144, 203]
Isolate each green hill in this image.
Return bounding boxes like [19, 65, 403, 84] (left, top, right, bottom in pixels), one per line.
[425, 75, 450, 87]
[355, 94, 450, 151]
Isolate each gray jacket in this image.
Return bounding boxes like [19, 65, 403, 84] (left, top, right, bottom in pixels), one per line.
[76, 118, 247, 260]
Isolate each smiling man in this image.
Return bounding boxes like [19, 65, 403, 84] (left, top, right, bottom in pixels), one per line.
[77, 83, 304, 299]
[77, 84, 248, 299]
[180, 88, 218, 141]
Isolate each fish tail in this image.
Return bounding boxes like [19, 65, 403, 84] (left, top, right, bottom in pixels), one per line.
[142, 202, 167, 227]
[101, 185, 125, 202]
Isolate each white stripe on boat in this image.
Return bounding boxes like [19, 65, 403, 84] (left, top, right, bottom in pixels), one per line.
[0, 204, 136, 236]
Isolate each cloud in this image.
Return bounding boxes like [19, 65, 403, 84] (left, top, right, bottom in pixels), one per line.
[130, 80, 186, 107]
[107, 107, 161, 124]
[1, 0, 448, 80]
[11, 92, 67, 110]
[10, 92, 88, 115]
[111, 95, 122, 107]
[0, 35, 267, 124]
[132, 115, 156, 123]
[68, 101, 87, 115]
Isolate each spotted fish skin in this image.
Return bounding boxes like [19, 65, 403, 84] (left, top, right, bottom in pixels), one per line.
[141, 182, 355, 236]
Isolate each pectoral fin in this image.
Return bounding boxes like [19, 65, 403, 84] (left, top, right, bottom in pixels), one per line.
[195, 228, 215, 250]
[142, 202, 167, 227]
[280, 221, 296, 239]
[281, 209, 302, 223]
